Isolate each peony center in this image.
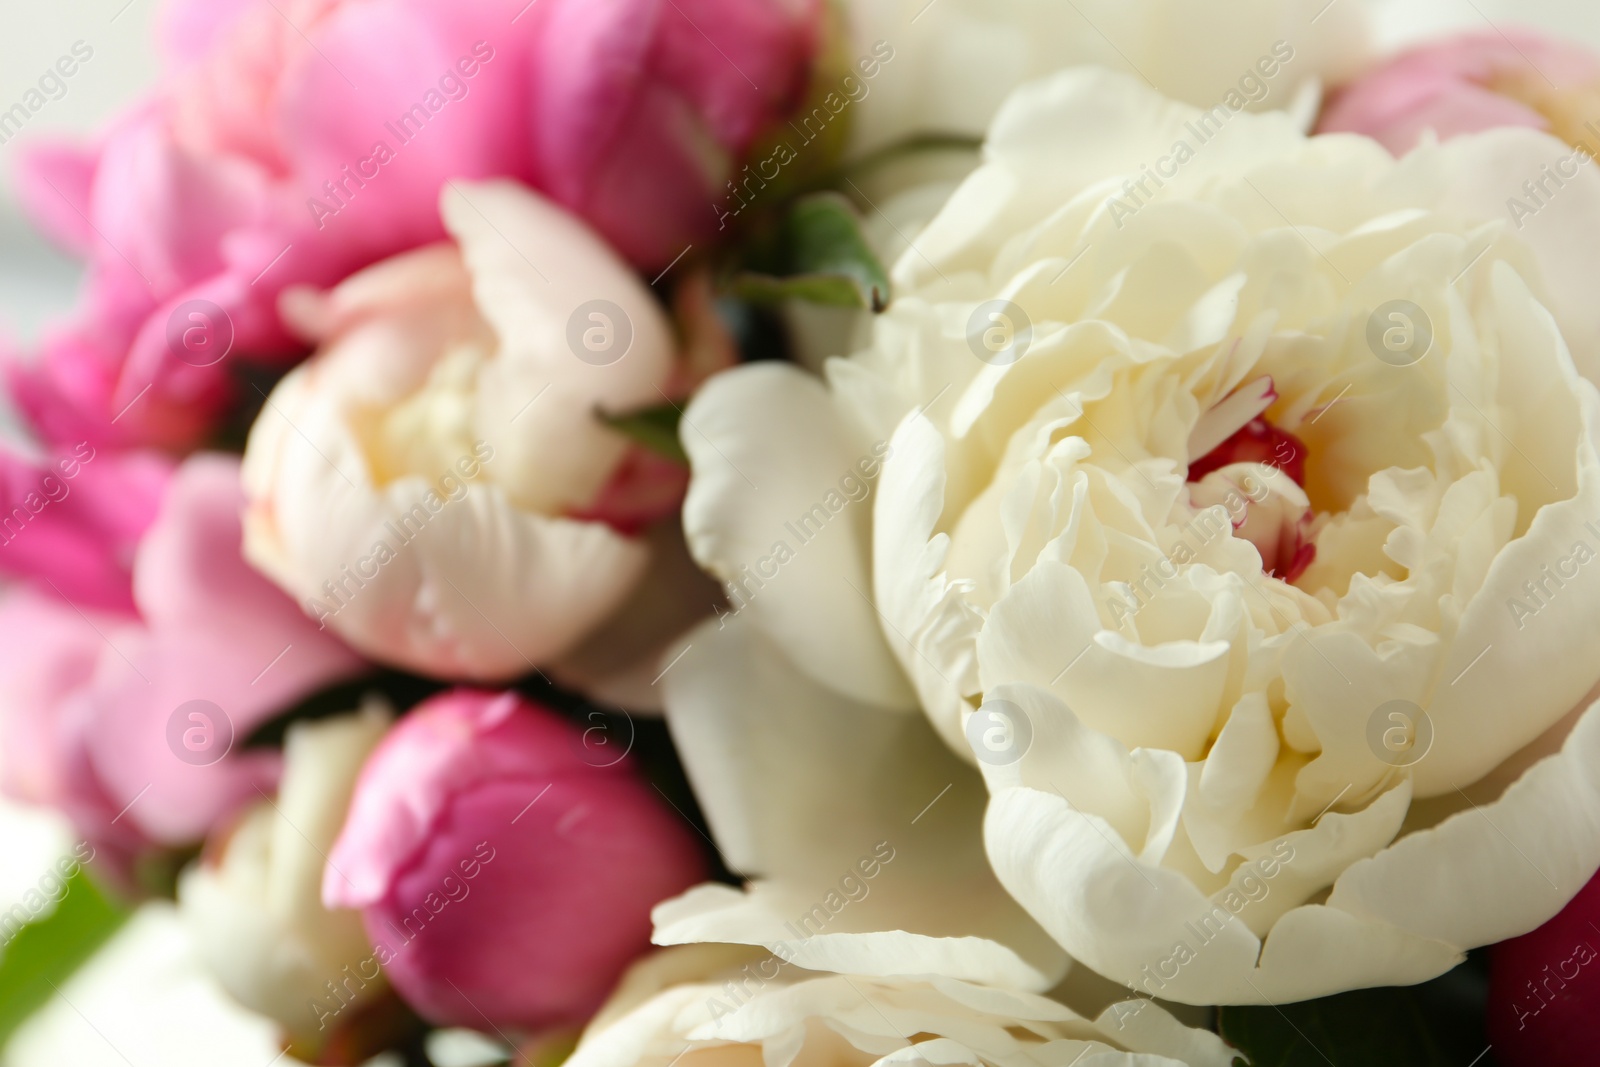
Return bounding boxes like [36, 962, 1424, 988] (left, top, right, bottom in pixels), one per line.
[1186, 378, 1317, 583]
[1188, 416, 1308, 487]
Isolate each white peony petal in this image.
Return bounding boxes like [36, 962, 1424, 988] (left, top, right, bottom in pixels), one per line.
[978, 562, 1230, 759]
[898, 69, 1311, 290]
[571, 948, 1233, 1067]
[985, 786, 1265, 1003]
[1196, 694, 1278, 820]
[244, 182, 679, 688]
[654, 883, 1060, 992]
[874, 412, 988, 755]
[1391, 128, 1600, 381]
[441, 180, 675, 514]
[985, 777, 1462, 1003]
[1406, 278, 1600, 796]
[680, 363, 915, 709]
[659, 617, 1066, 989]
[846, 0, 1367, 162]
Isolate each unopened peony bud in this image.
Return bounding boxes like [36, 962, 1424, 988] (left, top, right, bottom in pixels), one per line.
[526, 0, 822, 268]
[323, 690, 705, 1029]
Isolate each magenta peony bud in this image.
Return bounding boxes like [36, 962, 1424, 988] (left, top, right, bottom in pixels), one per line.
[526, 0, 822, 268]
[323, 690, 705, 1030]
[1488, 866, 1600, 1065]
[1318, 29, 1600, 156]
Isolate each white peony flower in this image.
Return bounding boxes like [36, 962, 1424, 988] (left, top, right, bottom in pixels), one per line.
[679, 68, 1600, 1003]
[178, 702, 391, 1046]
[243, 180, 692, 684]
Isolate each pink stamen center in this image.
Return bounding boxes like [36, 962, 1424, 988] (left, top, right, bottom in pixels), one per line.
[1188, 417, 1309, 487]
[1187, 389, 1317, 583]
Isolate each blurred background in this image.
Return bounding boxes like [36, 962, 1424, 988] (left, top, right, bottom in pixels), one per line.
[0, 1, 155, 346]
[2, 0, 1599, 1062]
[0, 6, 296, 1062]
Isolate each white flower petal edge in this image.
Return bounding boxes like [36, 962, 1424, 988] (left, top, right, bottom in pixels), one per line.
[681, 364, 914, 708]
[656, 616, 1064, 990]
[178, 702, 391, 1039]
[569, 945, 1236, 1067]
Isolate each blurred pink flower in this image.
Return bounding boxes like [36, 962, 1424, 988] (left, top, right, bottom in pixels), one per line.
[11, 0, 818, 450]
[0, 444, 171, 613]
[5, 319, 237, 452]
[0, 454, 363, 861]
[1318, 29, 1600, 156]
[527, 0, 820, 267]
[323, 689, 706, 1030]
[1489, 868, 1600, 1066]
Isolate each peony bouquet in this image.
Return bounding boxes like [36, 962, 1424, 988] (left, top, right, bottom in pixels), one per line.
[4, 0, 1600, 1064]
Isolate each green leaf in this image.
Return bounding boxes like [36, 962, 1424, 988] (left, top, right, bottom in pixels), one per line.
[728, 271, 878, 310]
[599, 404, 687, 464]
[0, 869, 130, 1050]
[730, 193, 891, 312]
[814, 131, 984, 188]
[1218, 984, 1484, 1067]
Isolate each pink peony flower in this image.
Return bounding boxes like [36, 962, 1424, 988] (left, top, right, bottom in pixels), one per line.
[0, 454, 364, 861]
[11, 0, 819, 450]
[323, 689, 706, 1030]
[1318, 29, 1600, 156]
